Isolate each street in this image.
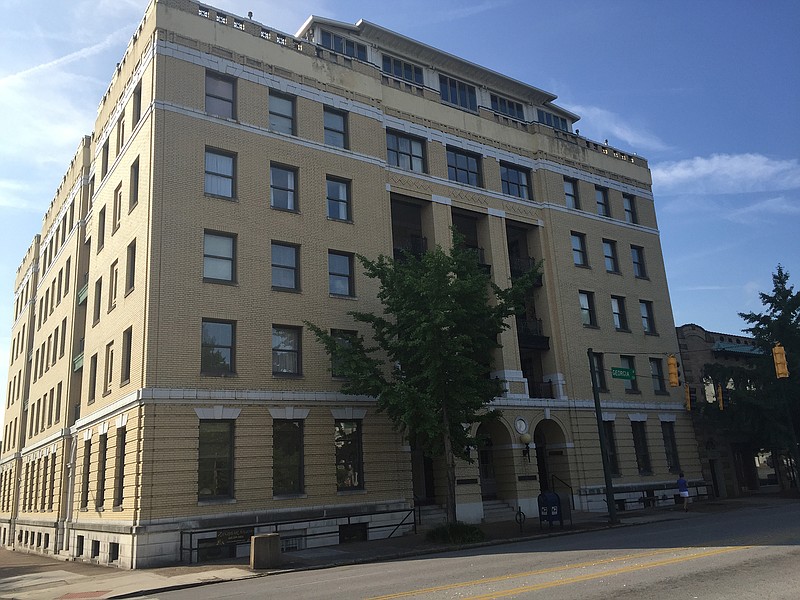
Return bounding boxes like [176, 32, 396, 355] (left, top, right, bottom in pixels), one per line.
[151, 499, 800, 599]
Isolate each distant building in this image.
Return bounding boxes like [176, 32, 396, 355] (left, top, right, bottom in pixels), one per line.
[676, 323, 764, 497]
[1, 0, 704, 568]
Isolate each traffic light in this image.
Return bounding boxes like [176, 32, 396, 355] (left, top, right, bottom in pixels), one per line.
[716, 383, 724, 411]
[667, 355, 680, 387]
[684, 383, 691, 411]
[772, 343, 789, 379]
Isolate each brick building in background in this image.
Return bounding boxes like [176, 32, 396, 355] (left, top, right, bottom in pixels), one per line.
[1, 0, 704, 568]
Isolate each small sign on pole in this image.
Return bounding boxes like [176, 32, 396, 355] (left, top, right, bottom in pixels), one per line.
[611, 367, 635, 380]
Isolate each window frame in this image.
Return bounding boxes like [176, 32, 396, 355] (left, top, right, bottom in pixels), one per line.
[328, 251, 355, 297]
[386, 130, 426, 173]
[201, 319, 236, 376]
[205, 70, 236, 120]
[595, 186, 610, 217]
[650, 358, 666, 393]
[269, 164, 298, 212]
[611, 295, 629, 331]
[269, 92, 295, 135]
[620, 355, 639, 392]
[203, 230, 237, 284]
[382, 54, 424, 85]
[640, 300, 657, 335]
[197, 420, 235, 500]
[602, 239, 619, 273]
[623, 194, 638, 224]
[439, 74, 478, 112]
[330, 329, 357, 378]
[631, 420, 653, 475]
[129, 158, 139, 212]
[335, 419, 364, 491]
[500, 163, 531, 200]
[326, 177, 351, 222]
[272, 325, 302, 376]
[602, 420, 621, 476]
[323, 107, 348, 149]
[579, 290, 597, 327]
[661, 421, 681, 473]
[591, 351, 607, 391]
[446, 147, 482, 187]
[272, 419, 305, 496]
[204, 148, 236, 199]
[631, 245, 647, 278]
[271, 242, 299, 291]
[564, 178, 579, 209]
[571, 232, 588, 267]
[321, 30, 367, 60]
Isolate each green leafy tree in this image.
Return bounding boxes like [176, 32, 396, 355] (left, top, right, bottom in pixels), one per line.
[307, 234, 539, 522]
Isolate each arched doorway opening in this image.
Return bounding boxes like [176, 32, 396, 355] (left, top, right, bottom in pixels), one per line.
[533, 419, 572, 495]
[476, 421, 513, 501]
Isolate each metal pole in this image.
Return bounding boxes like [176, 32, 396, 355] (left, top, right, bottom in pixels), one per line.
[588, 348, 618, 524]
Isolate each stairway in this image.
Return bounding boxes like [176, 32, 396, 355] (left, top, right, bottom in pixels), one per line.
[417, 504, 448, 530]
[482, 499, 517, 523]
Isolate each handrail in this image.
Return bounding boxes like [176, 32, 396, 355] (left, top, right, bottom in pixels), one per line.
[551, 474, 575, 510]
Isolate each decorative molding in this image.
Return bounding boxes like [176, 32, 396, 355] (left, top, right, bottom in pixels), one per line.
[268, 406, 310, 420]
[330, 407, 367, 420]
[194, 406, 242, 420]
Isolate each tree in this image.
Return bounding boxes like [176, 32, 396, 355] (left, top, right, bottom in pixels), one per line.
[307, 234, 539, 522]
[738, 264, 800, 486]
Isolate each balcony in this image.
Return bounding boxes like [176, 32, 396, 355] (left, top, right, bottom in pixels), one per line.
[463, 246, 491, 274]
[73, 337, 85, 372]
[516, 318, 549, 350]
[77, 272, 89, 305]
[529, 380, 555, 399]
[393, 235, 427, 261]
[509, 257, 543, 286]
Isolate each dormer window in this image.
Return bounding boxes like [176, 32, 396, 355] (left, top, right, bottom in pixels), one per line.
[382, 54, 424, 85]
[490, 94, 525, 120]
[321, 30, 367, 61]
[537, 109, 569, 131]
[439, 75, 477, 112]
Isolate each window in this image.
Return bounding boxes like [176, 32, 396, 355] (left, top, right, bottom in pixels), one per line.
[103, 342, 114, 395]
[564, 178, 579, 209]
[490, 94, 525, 120]
[621, 355, 638, 392]
[121, 327, 132, 385]
[271, 242, 299, 290]
[88, 354, 98, 404]
[500, 163, 530, 200]
[439, 75, 477, 111]
[661, 421, 681, 473]
[125, 240, 136, 293]
[200, 319, 235, 375]
[116, 116, 125, 154]
[623, 194, 638, 224]
[204, 149, 235, 198]
[97, 207, 106, 251]
[269, 92, 294, 135]
[595, 186, 610, 217]
[640, 300, 656, 334]
[203, 231, 236, 283]
[329, 251, 354, 296]
[571, 232, 588, 266]
[80, 439, 91, 509]
[108, 261, 119, 311]
[611, 296, 628, 331]
[130, 82, 142, 126]
[273, 420, 304, 495]
[331, 329, 356, 377]
[602, 239, 619, 273]
[323, 108, 347, 148]
[272, 326, 301, 375]
[631, 245, 647, 278]
[96, 433, 107, 508]
[446, 147, 481, 186]
[650, 358, 666, 393]
[270, 165, 297, 211]
[321, 30, 367, 60]
[602, 420, 621, 476]
[382, 54, 424, 84]
[537, 109, 568, 131]
[113, 427, 126, 507]
[101, 140, 109, 179]
[93, 278, 102, 323]
[335, 420, 363, 490]
[631, 420, 652, 475]
[112, 185, 122, 232]
[205, 71, 236, 119]
[198, 420, 234, 499]
[591, 351, 607, 391]
[326, 177, 351, 221]
[129, 158, 139, 211]
[579, 290, 597, 327]
[386, 131, 425, 173]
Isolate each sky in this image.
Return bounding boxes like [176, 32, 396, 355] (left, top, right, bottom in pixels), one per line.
[0, 0, 798, 420]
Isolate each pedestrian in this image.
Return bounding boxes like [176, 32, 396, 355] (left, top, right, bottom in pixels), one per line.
[677, 472, 689, 512]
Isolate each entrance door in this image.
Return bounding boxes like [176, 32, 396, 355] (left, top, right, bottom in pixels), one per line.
[478, 442, 497, 500]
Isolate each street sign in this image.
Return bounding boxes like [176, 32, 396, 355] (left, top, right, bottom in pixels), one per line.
[611, 367, 635, 380]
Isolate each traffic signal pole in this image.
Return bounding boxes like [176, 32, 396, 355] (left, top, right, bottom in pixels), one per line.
[588, 348, 618, 525]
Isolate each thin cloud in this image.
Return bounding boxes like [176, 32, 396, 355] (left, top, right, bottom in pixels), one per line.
[560, 103, 670, 153]
[726, 195, 800, 224]
[652, 153, 800, 195]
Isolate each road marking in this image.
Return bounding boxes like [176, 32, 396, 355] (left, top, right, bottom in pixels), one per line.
[367, 547, 693, 600]
[463, 545, 753, 599]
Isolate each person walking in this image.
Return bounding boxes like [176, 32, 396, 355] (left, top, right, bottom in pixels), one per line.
[677, 472, 690, 512]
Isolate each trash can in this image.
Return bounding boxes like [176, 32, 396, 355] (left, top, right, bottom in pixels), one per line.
[537, 491, 563, 528]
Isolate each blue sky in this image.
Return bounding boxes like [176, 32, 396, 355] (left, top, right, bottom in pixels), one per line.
[1, 0, 798, 417]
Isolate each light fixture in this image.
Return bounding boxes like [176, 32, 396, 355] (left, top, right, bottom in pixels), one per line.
[520, 433, 532, 462]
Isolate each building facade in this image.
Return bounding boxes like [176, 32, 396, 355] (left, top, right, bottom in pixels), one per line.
[1, 0, 704, 568]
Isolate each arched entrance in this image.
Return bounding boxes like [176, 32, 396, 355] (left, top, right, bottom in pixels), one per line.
[533, 419, 572, 494]
[476, 422, 513, 501]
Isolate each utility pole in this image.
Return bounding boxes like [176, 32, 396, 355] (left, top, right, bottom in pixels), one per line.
[588, 348, 618, 525]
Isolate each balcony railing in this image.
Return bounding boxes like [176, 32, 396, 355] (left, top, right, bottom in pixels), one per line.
[529, 380, 555, 399]
[509, 256, 543, 285]
[393, 235, 427, 261]
[77, 272, 89, 305]
[517, 318, 549, 350]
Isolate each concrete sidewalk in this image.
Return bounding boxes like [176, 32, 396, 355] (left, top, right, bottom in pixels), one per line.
[0, 497, 773, 600]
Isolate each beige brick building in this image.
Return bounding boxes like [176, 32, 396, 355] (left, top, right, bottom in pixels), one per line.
[1, 0, 704, 568]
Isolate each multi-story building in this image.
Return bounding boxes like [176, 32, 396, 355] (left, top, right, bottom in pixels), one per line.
[1, 0, 704, 568]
